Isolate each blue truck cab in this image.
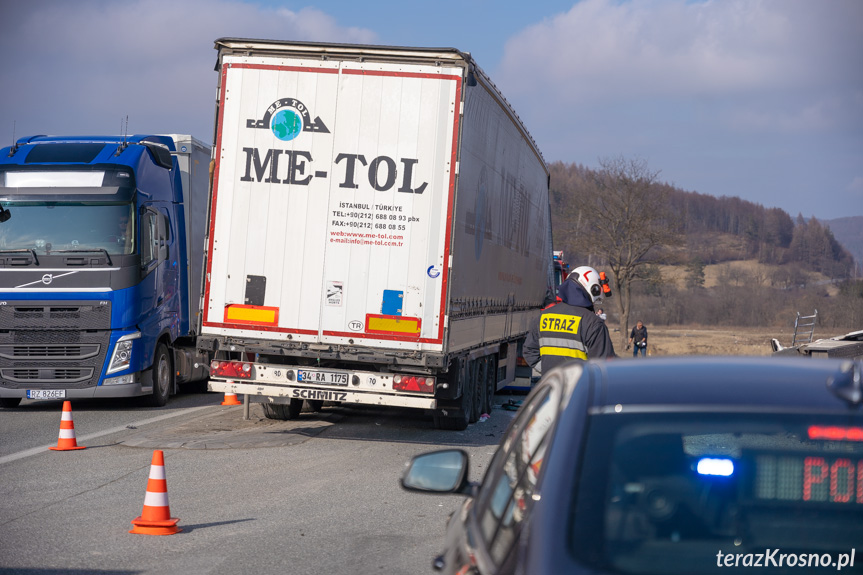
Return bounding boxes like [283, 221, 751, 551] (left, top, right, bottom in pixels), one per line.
[0, 134, 211, 407]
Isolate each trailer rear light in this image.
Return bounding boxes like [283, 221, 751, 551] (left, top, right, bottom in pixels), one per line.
[392, 374, 435, 394]
[517, 356, 529, 367]
[210, 360, 253, 379]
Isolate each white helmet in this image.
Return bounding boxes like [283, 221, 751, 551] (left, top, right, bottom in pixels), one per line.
[570, 265, 604, 303]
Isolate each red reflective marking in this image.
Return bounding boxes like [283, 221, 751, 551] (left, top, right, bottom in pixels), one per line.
[804, 457, 827, 501]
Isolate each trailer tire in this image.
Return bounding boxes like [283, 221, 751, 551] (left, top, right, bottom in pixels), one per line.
[307, 399, 324, 412]
[0, 398, 22, 408]
[143, 342, 172, 407]
[262, 398, 303, 420]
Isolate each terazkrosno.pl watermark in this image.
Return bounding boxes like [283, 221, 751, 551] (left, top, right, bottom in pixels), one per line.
[717, 549, 856, 571]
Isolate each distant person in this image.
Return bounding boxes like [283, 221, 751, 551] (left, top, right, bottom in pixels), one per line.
[523, 266, 616, 375]
[595, 308, 607, 321]
[629, 321, 648, 358]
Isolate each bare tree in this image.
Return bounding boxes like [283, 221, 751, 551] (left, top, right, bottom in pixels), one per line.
[567, 156, 682, 349]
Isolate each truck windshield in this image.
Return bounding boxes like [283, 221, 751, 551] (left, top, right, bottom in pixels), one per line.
[570, 412, 863, 574]
[0, 201, 135, 255]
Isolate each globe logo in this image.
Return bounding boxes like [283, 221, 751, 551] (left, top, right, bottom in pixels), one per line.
[271, 108, 303, 141]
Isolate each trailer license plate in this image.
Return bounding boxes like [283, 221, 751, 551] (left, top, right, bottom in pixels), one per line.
[27, 389, 66, 399]
[297, 370, 348, 386]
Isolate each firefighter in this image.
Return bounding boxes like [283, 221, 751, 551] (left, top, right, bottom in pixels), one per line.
[523, 265, 616, 374]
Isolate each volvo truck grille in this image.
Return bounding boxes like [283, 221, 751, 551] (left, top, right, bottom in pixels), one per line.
[0, 300, 112, 390]
[0, 301, 111, 330]
[0, 368, 94, 384]
[0, 344, 100, 360]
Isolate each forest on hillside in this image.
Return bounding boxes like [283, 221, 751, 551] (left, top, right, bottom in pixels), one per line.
[548, 161, 863, 330]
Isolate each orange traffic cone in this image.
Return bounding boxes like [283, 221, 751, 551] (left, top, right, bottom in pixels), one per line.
[221, 384, 242, 406]
[49, 401, 86, 451]
[129, 450, 181, 535]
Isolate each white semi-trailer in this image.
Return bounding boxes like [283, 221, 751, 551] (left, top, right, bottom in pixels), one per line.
[199, 38, 552, 429]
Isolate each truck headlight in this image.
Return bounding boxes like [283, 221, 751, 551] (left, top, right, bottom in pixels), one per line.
[107, 332, 141, 374]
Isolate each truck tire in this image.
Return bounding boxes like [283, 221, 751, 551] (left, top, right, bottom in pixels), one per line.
[434, 359, 474, 431]
[143, 342, 172, 407]
[0, 398, 22, 408]
[262, 398, 303, 420]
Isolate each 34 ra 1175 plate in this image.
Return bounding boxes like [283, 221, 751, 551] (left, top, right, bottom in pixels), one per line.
[297, 370, 348, 386]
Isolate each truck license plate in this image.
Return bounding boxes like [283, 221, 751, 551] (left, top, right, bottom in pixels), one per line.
[297, 370, 348, 386]
[27, 389, 66, 399]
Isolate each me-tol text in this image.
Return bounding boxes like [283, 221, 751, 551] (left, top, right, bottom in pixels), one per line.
[240, 148, 428, 194]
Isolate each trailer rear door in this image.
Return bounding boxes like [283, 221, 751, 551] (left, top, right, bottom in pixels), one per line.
[202, 54, 462, 352]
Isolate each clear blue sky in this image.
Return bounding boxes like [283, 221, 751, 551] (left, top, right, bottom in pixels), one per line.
[1, 0, 860, 220]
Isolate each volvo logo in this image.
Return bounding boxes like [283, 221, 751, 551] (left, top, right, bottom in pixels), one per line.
[15, 271, 77, 290]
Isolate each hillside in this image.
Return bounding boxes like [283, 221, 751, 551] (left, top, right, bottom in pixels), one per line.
[549, 162, 857, 280]
[548, 161, 863, 331]
[822, 216, 863, 274]
[659, 259, 840, 295]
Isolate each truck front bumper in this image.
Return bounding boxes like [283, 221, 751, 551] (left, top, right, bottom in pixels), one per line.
[0, 372, 149, 400]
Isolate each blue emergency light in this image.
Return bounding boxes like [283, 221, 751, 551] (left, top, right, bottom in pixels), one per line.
[696, 457, 735, 477]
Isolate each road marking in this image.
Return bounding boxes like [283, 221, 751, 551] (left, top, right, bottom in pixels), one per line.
[0, 405, 214, 466]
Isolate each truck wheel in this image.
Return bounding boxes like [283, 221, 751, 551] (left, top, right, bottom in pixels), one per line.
[143, 342, 172, 407]
[262, 398, 303, 420]
[0, 398, 22, 408]
[307, 399, 324, 412]
[434, 359, 473, 431]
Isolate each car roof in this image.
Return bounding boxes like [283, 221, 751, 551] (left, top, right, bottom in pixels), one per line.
[580, 356, 862, 414]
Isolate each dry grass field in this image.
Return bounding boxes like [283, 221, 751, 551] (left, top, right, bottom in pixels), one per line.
[623, 325, 851, 357]
[659, 259, 841, 295]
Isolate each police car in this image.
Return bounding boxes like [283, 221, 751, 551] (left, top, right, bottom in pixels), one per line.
[401, 357, 863, 574]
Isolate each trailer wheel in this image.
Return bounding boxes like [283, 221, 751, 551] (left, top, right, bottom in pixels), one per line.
[143, 342, 172, 407]
[262, 398, 303, 420]
[0, 398, 22, 408]
[307, 399, 324, 412]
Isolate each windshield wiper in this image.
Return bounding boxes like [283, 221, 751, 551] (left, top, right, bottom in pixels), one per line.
[50, 248, 113, 265]
[0, 248, 39, 266]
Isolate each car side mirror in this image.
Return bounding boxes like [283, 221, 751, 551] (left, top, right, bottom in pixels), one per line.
[401, 449, 470, 494]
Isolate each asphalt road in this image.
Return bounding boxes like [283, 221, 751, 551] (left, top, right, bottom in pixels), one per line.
[0, 390, 520, 575]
